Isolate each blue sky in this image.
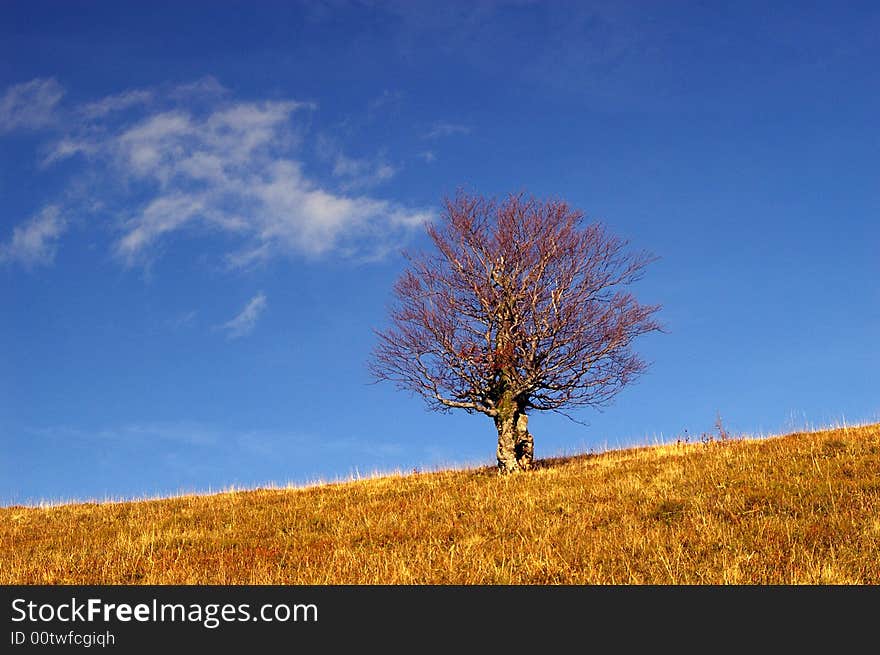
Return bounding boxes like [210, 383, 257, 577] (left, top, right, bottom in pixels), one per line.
[2, 1, 878, 505]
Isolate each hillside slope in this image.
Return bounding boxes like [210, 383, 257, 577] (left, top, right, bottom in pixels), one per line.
[2, 423, 879, 584]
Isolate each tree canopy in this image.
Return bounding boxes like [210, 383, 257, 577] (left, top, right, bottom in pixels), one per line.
[371, 191, 661, 472]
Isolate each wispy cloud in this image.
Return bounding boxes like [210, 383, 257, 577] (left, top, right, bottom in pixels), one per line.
[423, 121, 471, 139]
[19, 78, 431, 268]
[318, 135, 398, 190]
[418, 150, 437, 163]
[32, 421, 219, 447]
[30, 421, 405, 460]
[0, 78, 64, 133]
[166, 310, 198, 330]
[79, 89, 153, 119]
[332, 153, 396, 187]
[0, 205, 67, 268]
[168, 75, 228, 100]
[367, 89, 404, 114]
[219, 292, 268, 339]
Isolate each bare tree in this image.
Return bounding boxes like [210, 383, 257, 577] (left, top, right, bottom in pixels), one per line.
[371, 191, 662, 473]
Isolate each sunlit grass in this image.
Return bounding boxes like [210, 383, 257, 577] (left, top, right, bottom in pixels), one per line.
[2, 423, 878, 584]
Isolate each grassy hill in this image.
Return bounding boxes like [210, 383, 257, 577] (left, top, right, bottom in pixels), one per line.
[2, 422, 879, 584]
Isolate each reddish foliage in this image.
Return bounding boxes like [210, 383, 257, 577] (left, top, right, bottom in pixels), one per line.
[370, 191, 662, 419]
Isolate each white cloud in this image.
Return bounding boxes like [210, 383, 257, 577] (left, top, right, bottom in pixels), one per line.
[0, 78, 65, 133]
[316, 135, 398, 190]
[237, 160, 432, 260]
[367, 89, 404, 114]
[42, 136, 98, 165]
[116, 193, 208, 262]
[0, 205, 67, 268]
[333, 153, 396, 183]
[167, 310, 197, 330]
[419, 150, 437, 163]
[38, 82, 428, 267]
[423, 121, 471, 139]
[169, 75, 228, 99]
[219, 292, 268, 339]
[79, 89, 153, 119]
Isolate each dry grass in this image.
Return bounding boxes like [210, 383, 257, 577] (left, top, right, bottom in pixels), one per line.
[2, 423, 879, 584]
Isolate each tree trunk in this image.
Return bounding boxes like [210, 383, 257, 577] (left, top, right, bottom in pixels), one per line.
[495, 396, 534, 474]
[515, 412, 534, 470]
[495, 413, 520, 474]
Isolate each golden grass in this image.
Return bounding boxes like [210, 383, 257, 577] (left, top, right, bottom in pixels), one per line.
[2, 423, 879, 584]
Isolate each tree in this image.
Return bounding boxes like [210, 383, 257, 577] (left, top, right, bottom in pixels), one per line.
[370, 191, 662, 473]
